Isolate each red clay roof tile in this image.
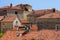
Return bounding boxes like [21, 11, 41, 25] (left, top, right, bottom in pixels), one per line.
[34, 10, 45, 14]
[21, 20, 29, 24]
[2, 6, 23, 10]
[1, 30, 60, 40]
[0, 16, 4, 19]
[1, 16, 16, 22]
[30, 24, 38, 31]
[1, 30, 25, 40]
[38, 12, 60, 18]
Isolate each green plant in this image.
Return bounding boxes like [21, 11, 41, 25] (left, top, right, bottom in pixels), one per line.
[0, 33, 3, 38]
[20, 28, 25, 30]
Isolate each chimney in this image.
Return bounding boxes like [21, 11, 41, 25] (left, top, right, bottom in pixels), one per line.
[52, 8, 56, 12]
[10, 3, 12, 7]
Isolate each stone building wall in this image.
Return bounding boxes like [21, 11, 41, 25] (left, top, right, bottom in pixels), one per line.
[0, 10, 7, 16]
[1, 22, 13, 33]
[37, 18, 60, 30]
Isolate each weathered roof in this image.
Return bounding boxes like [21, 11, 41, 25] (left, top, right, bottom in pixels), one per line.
[0, 16, 4, 20]
[30, 24, 38, 31]
[17, 30, 60, 40]
[1, 6, 23, 10]
[27, 9, 52, 17]
[0, 16, 3, 18]
[38, 12, 60, 18]
[1, 29, 60, 40]
[34, 8, 58, 14]
[34, 10, 46, 14]
[1, 30, 25, 40]
[21, 20, 29, 24]
[1, 16, 16, 22]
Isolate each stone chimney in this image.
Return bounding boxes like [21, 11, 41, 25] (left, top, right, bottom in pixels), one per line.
[10, 3, 12, 7]
[52, 8, 56, 13]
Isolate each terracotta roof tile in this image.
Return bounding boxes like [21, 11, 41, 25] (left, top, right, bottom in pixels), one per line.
[34, 10, 45, 14]
[38, 12, 60, 18]
[0, 16, 4, 19]
[2, 6, 23, 10]
[1, 16, 16, 22]
[21, 20, 29, 24]
[1, 30, 25, 40]
[1, 30, 60, 40]
[30, 24, 38, 31]
[19, 30, 60, 40]
[34, 9, 58, 14]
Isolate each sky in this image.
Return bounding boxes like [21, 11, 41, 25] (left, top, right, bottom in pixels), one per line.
[0, 0, 60, 10]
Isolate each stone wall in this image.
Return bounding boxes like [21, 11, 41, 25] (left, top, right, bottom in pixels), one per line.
[1, 22, 13, 33]
[0, 10, 7, 16]
[37, 18, 60, 30]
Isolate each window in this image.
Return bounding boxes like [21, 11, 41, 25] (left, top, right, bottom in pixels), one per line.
[15, 11, 18, 14]
[55, 24, 60, 30]
[16, 21, 18, 24]
[25, 7, 28, 11]
[2, 28, 6, 33]
[9, 27, 13, 30]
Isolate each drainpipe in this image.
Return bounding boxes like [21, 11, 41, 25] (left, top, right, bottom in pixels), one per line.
[31, 22, 32, 27]
[55, 26, 58, 31]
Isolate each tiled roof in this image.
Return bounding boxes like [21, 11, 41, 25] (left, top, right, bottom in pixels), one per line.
[34, 10, 46, 14]
[18, 30, 60, 40]
[0, 16, 4, 19]
[2, 6, 23, 10]
[19, 31, 38, 40]
[1, 30, 25, 40]
[1, 30, 60, 40]
[30, 24, 38, 31]
[1, 16, 16, 22]
[38, 12, 60, 18]
[21, 20, 29, 24]
[34, 9, 58, 14]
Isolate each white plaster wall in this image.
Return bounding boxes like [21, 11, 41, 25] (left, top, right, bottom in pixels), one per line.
[26, 6, 32, 12]
[13, 17, 21, 28]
